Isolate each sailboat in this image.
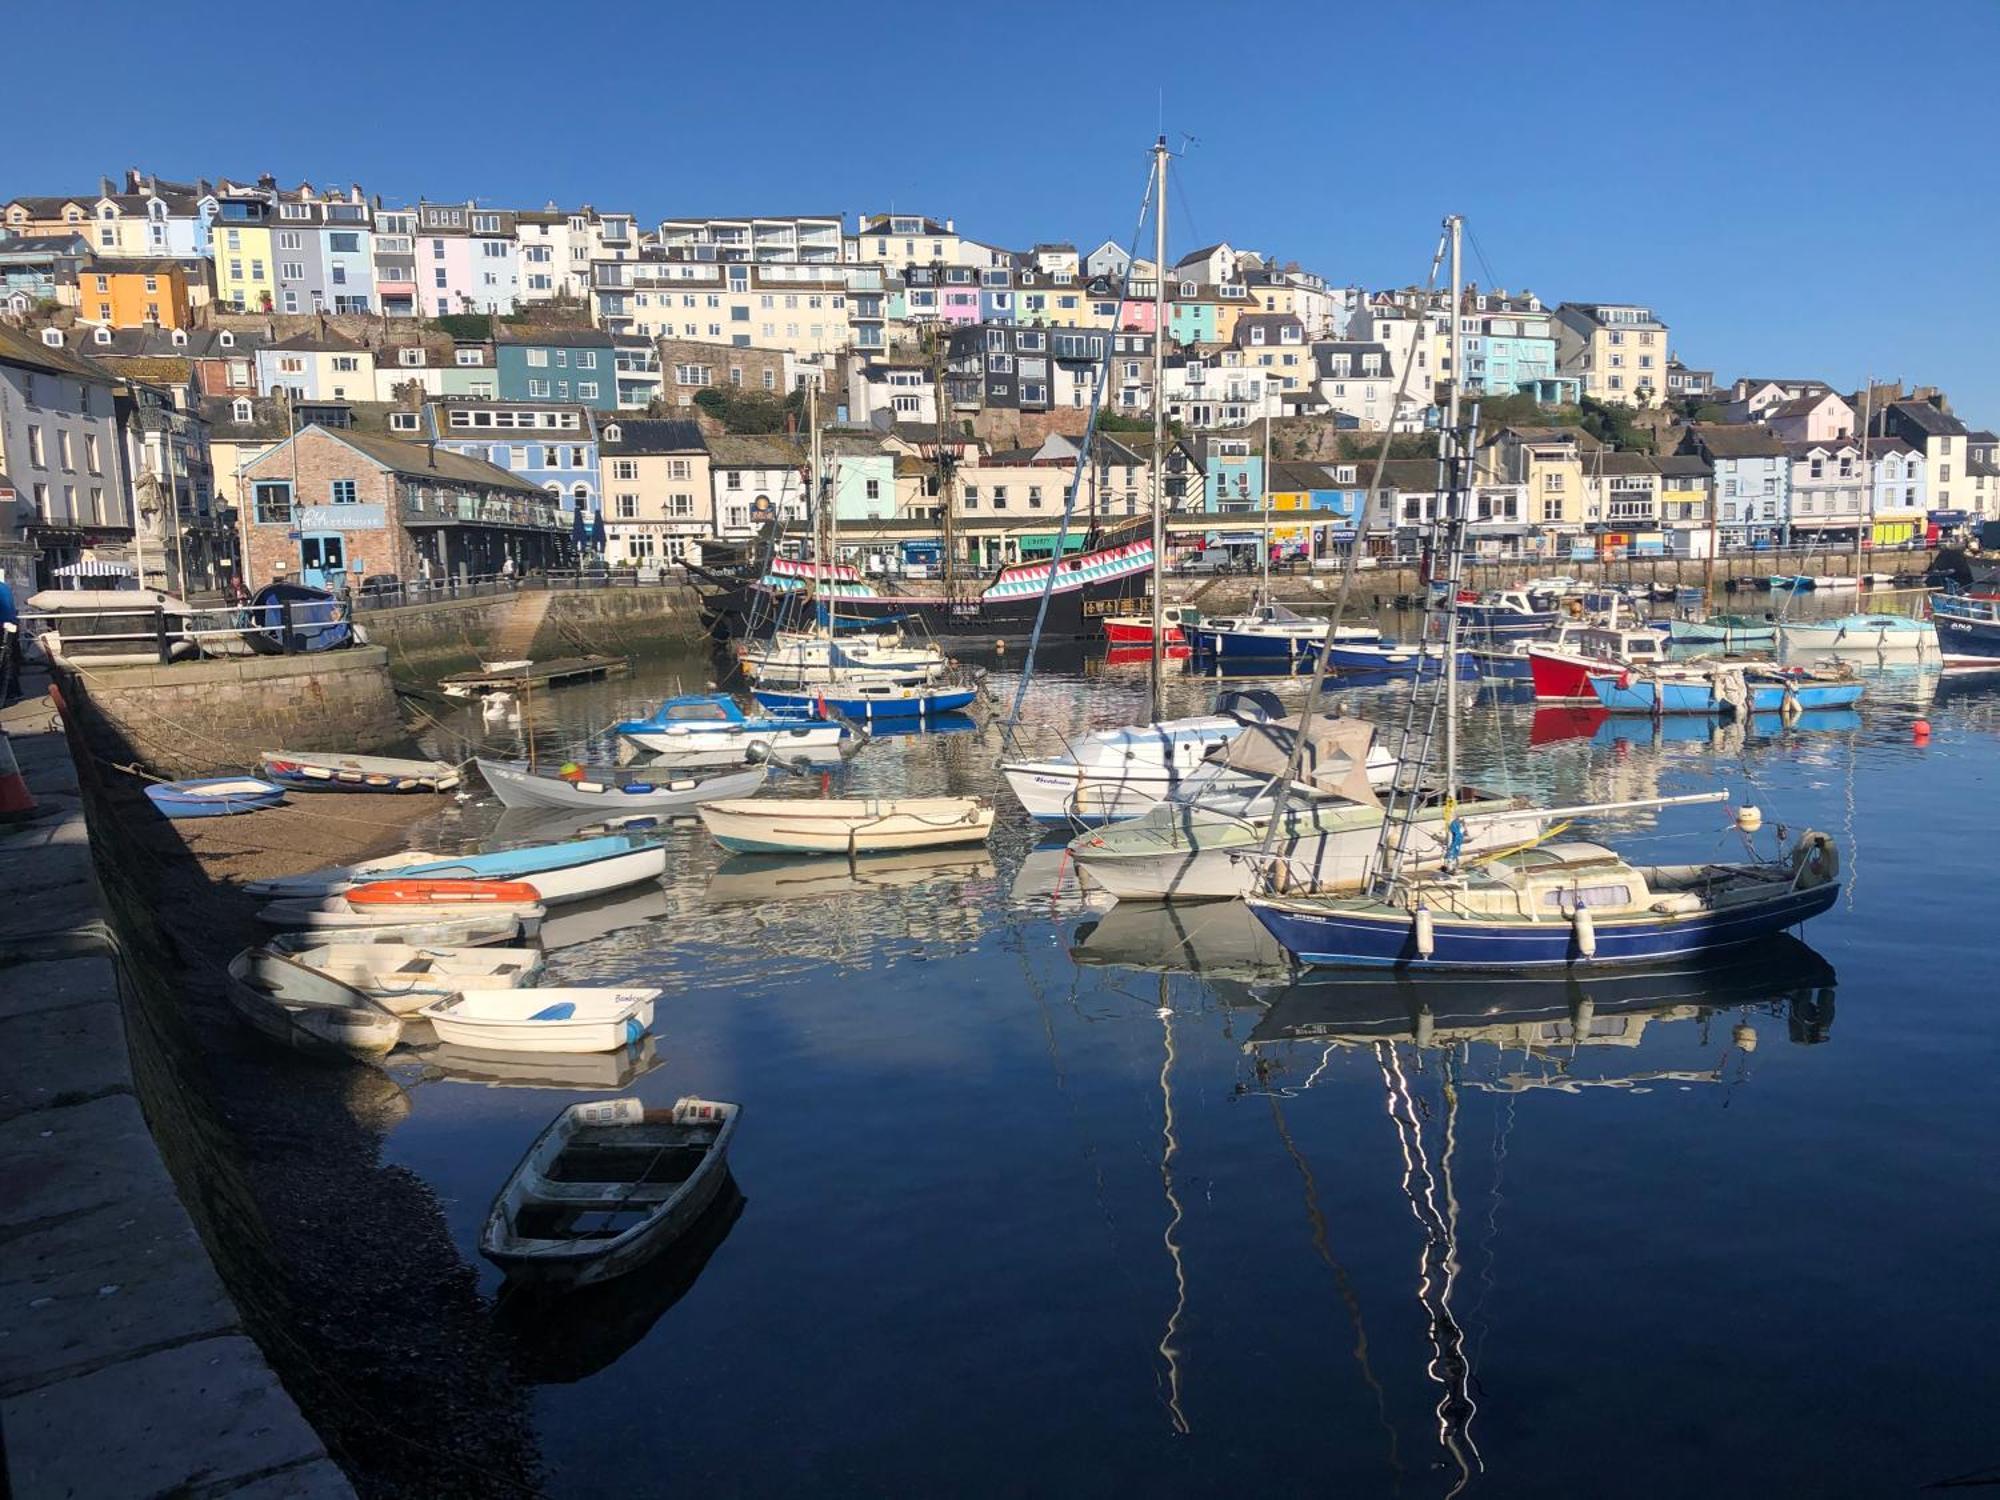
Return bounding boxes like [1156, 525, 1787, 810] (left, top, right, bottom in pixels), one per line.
[1247, 214, 1843, 973]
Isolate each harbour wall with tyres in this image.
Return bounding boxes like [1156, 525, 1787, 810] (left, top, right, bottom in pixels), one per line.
[0, 687, 355, 1497]
[1167, 547, 1942, 616]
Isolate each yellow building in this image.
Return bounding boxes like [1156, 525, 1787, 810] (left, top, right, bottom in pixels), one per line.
[1554, 303, 1670, 409]
[1481, 425, 1597, 541]
[214, 221, 274, 311]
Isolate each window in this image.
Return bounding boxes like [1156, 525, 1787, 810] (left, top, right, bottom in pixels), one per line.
[330, 479, 358, 504]
[390, 412, 421, 432]
[578, 382, 598, 399]
[993, 485, 1009, 509]
[84, 433, 100, 474]
[56, 431, 72, 470]
[332, 356, 358, 372]
[616, 494, 637, 519]
[526, 349, 549, 367]
[669, 459, 690, 479]
[669, 495, 695, 517]
[964, 485, 979, 508]
[25, 426, 44, 467]
[455, 349, 484, 366]
[864, 479, 881, 500]
[612, 459, 638, 481]
[254, 480, 293, 522]
[528, 378, 550, 397]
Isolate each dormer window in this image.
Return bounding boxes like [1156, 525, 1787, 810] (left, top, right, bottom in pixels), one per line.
[218, 330, 235, 347]
[93, 326, 113, 345]
[170, 328, 188, 346]
[399, 347, 424, 367]
[1180, 281, 1196, 297]
[603, 424, 621, 442]
[232, 398, 253, 422]
[39, 329, 62, 348]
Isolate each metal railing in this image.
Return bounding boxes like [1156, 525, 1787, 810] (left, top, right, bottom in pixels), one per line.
[20, 597, 358, 663]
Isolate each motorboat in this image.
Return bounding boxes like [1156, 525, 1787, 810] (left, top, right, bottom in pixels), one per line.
[1776, 614, 1937, 653]
[697, 796, 994, 854]
[1455, 588, 1562, 638]
[613, 693, 849, 766]
[1183, 600, 1380, 661]
[750, 680, 978, 722]
[1000, 714, 1258, 826]
[1589, 662, 1865, 715]
[738, 631, 948, 686]
[1527, 622, 1672, 704]
[1103, 604, 1200, 645]
[476, 758, 766, 813]
[1667, 613, 1776, 649]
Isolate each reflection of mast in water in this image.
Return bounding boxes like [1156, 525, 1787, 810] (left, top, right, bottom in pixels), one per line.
[1378, 1043, 1481, 1496]
[1155, 983, 1191, 1434]
[1264, 1083, 1403, 1484]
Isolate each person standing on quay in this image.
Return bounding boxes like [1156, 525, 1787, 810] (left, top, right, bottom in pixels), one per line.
[0, 573, 20, 706]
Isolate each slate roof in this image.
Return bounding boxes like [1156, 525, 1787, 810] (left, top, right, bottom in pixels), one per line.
[0, 322, 116, 382]
[265, 329, 369, 353]
[1882, 400, 1967, 439]
[1653, 454, 1713, 480]
[314, 427, 544, 494]
[598, 418, 706, 455]
[1685, 424, 1787, 459]
[494, 325, 615, 348]
[706, 434, 803, 468]
[1766, 392, 1845, 419]
[1592, 452, 1661, 476]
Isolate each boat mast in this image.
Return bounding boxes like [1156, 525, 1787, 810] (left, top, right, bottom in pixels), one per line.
[1149, 135, 1170, 722]
[932, 323, 959, 600]
[1856, 374, 1872, 571]
[1442, 214, 1464, 796]
[1261, 388, 1273, 605]
[810, 383, 831, 640]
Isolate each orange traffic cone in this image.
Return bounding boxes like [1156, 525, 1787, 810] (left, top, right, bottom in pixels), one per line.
[0, 727, 37, 820]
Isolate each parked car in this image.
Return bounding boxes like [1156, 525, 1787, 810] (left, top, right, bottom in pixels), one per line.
[1178, 551, 1235, 575]
[356, 573, 402, 598]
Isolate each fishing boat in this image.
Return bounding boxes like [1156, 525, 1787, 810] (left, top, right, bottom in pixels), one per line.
[257, 751, 462, 794]
[476, 758, 766, 813]
[1588, 662, 1865, 715]
[1183, 601, 1381, 661]
[1777, 614, 1937, 653]
[1103, 604, 1200, 645]
[361, 834, 668, 906]
[145, 777, 286, 818]
[253, 910, 530, 947]
[243, 581, 351, 654]
[243, 850, 444, 900]
[1000, 711, 1266, 826]
[1931, 594, 2000, 657]
[1069, 716, 1546, 902]
[1249, 834, 1842, 970]
[257, 892, 547, 934]
[1527, 621, 1672, 703]
[1455, 588, 1562, 639]
[697, 796, 994, 854]
[420, 988, 661, 1054]
[224, 947, 404, 1058]
[749, 679, 977, 723]
[613, 693, 849, 765]
[1667, 613, 1776, 648]
[26, 587, 198, 666]
[265, 941, 544, 1014]
[480, 1095, 740, 1287]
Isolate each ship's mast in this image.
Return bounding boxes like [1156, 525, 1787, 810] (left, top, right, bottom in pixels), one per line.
[1149, 135, 1170, 721]
[932, 318, 960, 599]
[1442, 214, 1464, 796]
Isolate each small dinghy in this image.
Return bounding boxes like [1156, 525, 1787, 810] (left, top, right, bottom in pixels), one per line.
[346, 878, 545, 908]
[146, 777, 286, 819]
[225, 947, 404, 1059]
[697, 796, 994, 854]
[365, 835, 667, 906]
[476, 758, 765, 813]
[258, 911, 530, 947]
[244, 582, 351, 655]
[481, 1096, 740, 1286]
[420, 988, 661, 1054]
[257, 893, 546, 935]
[259, 751, 462, 794]
[268, 941, 544, 1014]
[243, 850, 442, 900]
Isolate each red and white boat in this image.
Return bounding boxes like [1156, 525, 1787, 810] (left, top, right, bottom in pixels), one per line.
[1102, 604, 1199, 646]
[1527, 622, 1672, 703]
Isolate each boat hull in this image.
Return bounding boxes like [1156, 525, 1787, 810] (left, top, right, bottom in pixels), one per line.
[1102, 617, 1184, 645]
[423, 992, 657, 1054]
[1529, 647, 1621, 704]
[259, 752, 461, 793]
[698, 797, 993, 854]
[145, 778, 286, 818]
[749, 686, 977, 721]
[1778, 619, 1937, 652]
[1589, 675, 1866, 714]
[1250, 881, 1840, 971]
[477, 759, 766, 812]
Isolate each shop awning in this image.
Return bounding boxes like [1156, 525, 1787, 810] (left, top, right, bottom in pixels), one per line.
[53, 560, 137, 578]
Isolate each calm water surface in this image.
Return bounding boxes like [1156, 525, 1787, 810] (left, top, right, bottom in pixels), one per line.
[385, 608, 1998, 1498]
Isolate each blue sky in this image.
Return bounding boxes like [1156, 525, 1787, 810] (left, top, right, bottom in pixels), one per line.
[11, 0, 1999, 421]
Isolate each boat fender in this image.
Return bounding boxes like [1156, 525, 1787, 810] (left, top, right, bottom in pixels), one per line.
[621, 783, 655, 795]
[1736, 805, 1763, 833]
[1733, 1022, 1759, 1053]
[625, 1017, 644, 1043]
[1573, 902, 1597, 959]
[575, 780, 608, 795]
[304, 765, 334, 781]
[1790, 832, 1838, 888]
[668, 779, 697, 791]
[1413, 905, 1435, 958]
[572, 1097, 645, 1127]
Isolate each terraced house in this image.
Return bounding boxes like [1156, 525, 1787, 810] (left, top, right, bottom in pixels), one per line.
[416, 200, 519, 316]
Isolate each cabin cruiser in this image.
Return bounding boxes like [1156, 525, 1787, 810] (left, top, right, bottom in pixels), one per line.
[737, 630, 949, 686]
[1527, 621, 1672, 703]
[1183, 601, 1380, 661]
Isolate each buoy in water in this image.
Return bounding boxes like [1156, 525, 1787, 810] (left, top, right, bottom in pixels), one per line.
[994, 639, 1007, 655]
[1733, 1022, 1759, 1053]
[1913, 718, 1931, 743]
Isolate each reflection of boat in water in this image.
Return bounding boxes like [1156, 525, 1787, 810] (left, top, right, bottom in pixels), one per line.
[1007, 841, 1110, 913]
[404, 1035, 663, 1091]
[704, 848, 997, 904]
[534, 884, 672, 951]
[494, 1179, 744, 1384]
[1242, 938, 1838, 1055]
[1591, 709, 1861, 747]
[1069, 900, 1291, 982]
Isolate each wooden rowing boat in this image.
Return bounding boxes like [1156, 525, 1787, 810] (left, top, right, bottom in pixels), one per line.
[259, 750, 463, 794]
[696, 796, 994, 854]
[481, 1096, 740, 1287]
[224, 947, 404, 1059]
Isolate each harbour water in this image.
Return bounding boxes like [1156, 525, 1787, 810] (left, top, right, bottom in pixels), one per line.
[383, 610, 1997, 1497]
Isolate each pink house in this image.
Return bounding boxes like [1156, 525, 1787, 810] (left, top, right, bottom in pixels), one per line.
[1765, 390, 1855, 444]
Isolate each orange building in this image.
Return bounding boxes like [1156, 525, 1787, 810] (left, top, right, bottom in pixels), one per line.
[72, 258, 193, 329]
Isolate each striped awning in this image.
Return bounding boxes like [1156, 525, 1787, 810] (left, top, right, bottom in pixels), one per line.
[53, 560, 137, 577]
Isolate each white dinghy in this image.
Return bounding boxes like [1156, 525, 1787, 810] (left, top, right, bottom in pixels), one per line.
[481, 1096, 740, 1286]
[267, 941, 545, 1014]
[257, 894, 547, 936]
[420, 988, 661, 1054]
[224, 948, 405, 1059]
[243, 850, 442, 900]
[697, 796, 994, 855]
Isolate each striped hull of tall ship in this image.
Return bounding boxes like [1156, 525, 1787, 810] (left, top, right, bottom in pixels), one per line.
[688, 525, 1156, 641]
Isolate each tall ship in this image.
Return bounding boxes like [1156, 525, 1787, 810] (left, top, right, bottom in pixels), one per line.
[685, 519, 1156, 641]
